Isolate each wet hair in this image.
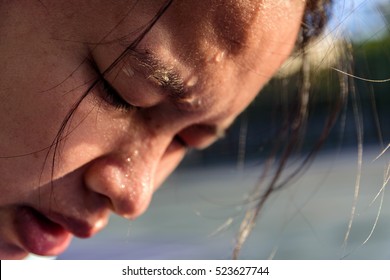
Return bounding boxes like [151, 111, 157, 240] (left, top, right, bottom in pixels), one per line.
[231, 0, 336, 258]
[239, 0, 389, 259]
[39, 0, 335, 258]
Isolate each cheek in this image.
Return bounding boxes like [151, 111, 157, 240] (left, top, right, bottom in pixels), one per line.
[153, 139, 187, 189]
[0, 93, 77, 203]
[46, 98, 129, 179]
[0, 79, 104, 192]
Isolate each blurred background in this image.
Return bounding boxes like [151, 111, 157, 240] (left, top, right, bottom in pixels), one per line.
[58, 0, 390, 259]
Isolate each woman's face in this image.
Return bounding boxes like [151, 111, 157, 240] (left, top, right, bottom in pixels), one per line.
[0, 0, 305, 259]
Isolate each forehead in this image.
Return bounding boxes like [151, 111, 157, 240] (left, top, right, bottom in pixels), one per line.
[154, 0, 303, 65]
[125, 0, 304, 118]
[160, 0, 260, 56]
[173, 0, 260, 54]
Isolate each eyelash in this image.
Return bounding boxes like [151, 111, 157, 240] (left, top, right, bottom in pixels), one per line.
[99, 77, 188, 148]
[100, 78, 136, 111]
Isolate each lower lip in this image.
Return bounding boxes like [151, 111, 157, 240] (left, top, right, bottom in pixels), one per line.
[14, 207, 72, 256]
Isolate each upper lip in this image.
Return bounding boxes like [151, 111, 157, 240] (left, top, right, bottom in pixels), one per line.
[35, 207, 108, 238]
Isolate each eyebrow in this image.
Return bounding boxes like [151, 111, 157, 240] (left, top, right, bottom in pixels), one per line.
[127, 49, 186, 98]
[124, 50, 228, 138]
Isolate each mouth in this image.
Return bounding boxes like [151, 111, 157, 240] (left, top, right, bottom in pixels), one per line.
[14, 206, 102, 256]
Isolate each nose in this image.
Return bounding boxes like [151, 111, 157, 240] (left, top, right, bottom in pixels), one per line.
[83, 124, 191, 219]
[83, 110, 225, 219]
[84, 153, 155, 219]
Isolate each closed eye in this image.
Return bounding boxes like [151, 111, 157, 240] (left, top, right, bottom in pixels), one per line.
[99, 78, 138, 112]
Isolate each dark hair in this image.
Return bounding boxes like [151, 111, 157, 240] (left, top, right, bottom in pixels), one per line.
[232, 0, 336, 258]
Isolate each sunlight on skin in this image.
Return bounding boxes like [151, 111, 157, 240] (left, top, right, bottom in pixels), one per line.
[0, 0, 305, 259]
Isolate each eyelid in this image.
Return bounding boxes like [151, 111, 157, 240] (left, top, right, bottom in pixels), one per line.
[103, 49, 203, 113]
[87, 56, 137, 112]
[126, 50, 191, 102]
[99, 77, 138, 112]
